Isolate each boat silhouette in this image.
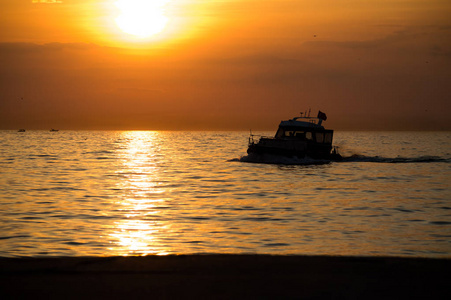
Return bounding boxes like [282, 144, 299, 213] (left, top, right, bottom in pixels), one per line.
[247, 110, 342, 160]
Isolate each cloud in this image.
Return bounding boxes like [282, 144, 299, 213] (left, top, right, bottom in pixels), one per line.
[0, 42, 99, 54]
[302, 29, 418, 50]
[32, 1, 63, 3]
[1, 33, 449, 131]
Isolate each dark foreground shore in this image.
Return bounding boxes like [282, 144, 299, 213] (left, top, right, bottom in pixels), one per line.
[1, 255, 449, 299]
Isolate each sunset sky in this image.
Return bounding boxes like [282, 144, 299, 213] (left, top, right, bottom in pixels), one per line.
[1, 0, 450, 130]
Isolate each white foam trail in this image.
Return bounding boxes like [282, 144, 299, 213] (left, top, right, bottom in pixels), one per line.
[229, 154, 450, 165]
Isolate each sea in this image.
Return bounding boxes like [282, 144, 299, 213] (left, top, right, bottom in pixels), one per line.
[0, 130, 450, 258]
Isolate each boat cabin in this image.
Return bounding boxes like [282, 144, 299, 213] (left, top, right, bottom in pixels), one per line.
[247, 111, 341, 160]
[274, 117, 334, 145]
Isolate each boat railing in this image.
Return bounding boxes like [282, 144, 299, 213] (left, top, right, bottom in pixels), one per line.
[248, 131, 270, 145]
[291, 116, 321, 124]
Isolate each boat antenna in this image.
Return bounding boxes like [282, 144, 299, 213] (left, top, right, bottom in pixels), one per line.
[308, 108, 311, 117]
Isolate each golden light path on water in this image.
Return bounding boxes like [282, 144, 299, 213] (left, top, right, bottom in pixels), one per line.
[0, 131, 450, 257]
[108, 131, 170, 256]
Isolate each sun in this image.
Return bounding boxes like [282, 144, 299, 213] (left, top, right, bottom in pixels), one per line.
[114, 0, 170, 38]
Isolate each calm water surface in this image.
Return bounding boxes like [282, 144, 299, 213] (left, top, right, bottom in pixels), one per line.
[0, 131, 450, 257]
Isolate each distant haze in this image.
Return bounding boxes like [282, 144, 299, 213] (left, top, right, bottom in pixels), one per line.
[1, 0, 450, 130]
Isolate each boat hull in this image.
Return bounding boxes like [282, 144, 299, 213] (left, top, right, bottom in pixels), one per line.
[248, 138, 340, 160]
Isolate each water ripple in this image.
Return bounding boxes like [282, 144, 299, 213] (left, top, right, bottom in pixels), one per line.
[0, 130, 450, 258]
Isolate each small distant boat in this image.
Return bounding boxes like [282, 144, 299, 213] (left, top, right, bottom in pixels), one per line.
[247, 110, 342, 160]
[50, 128, 59, 132]
[18, 129, 26, 132]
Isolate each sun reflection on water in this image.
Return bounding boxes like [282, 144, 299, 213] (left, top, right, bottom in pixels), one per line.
[107, 131, 171, 256]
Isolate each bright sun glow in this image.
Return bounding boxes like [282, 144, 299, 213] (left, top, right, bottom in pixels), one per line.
[115, 0, 170, 38]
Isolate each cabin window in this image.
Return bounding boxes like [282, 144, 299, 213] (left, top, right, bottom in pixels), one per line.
[275, 129, 284, 138]
[315, 132, 324, 143]
[295, 132, 305, 138]
[324, 133, 332, 143]
[306, 132, 313, 140]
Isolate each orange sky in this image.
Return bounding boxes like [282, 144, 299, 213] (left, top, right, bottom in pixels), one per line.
[1, 0, 450, 130]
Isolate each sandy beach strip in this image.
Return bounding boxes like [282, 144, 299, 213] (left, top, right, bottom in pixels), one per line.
[1, 254, 449, 299]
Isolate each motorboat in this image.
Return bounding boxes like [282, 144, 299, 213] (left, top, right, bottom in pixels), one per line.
[247, 110, 342, 160]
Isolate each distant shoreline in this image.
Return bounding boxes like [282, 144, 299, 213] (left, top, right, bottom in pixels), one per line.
[1, 254, 449, 299]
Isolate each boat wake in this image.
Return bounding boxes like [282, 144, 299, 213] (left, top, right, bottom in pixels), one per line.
[341, 154, 451, 164]
[230, 154, 450, 165]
